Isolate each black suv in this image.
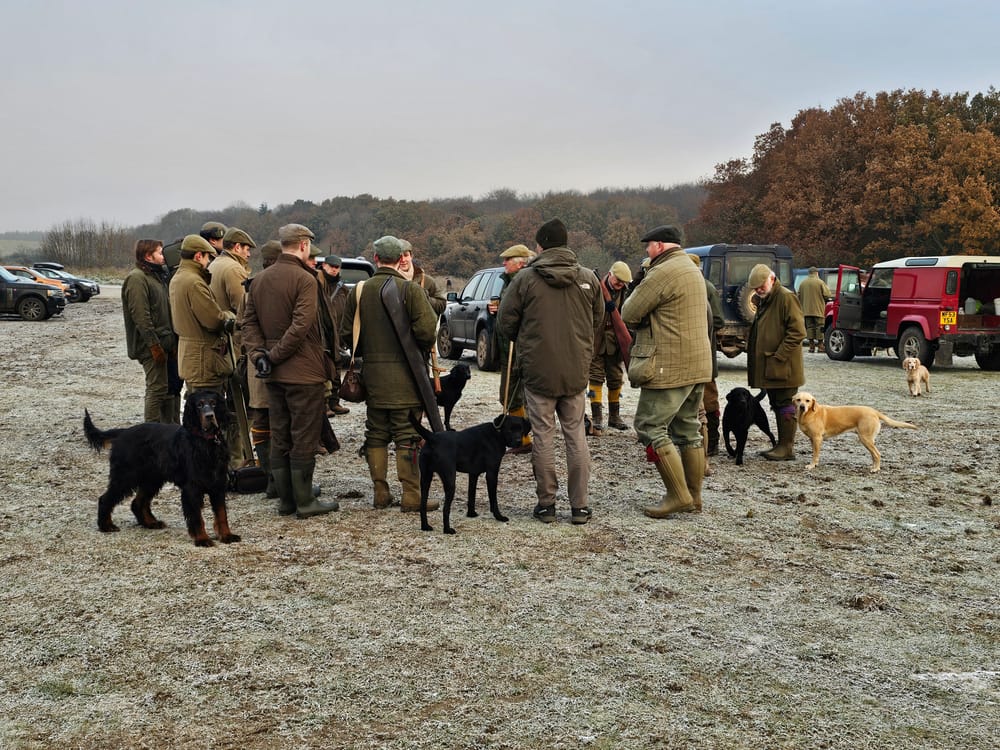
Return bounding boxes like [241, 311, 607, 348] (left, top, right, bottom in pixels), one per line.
[0, 266, 67, 320]
[688, 244, 795, 357]
[437, 266, 505, 370]
[32, 262, 101, 302]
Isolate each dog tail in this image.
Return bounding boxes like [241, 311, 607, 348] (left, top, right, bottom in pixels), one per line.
[83, 410, 123, 451]
[877, 413, 917, 429]
[407, 412, 434, 442]
[754, 390, 767, 402]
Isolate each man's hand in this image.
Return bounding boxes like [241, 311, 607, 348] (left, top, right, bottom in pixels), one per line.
[150, 343, 167, 365]
[254, 353, 272, 378]
[222, 315, 237, 334]
[604, 299, 616, 313]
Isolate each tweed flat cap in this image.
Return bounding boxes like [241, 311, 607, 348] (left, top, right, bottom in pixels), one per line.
[535, 218, 568, 250]
[748, 263, 774, 288]
[500, 244, 534, 259]
[278, 224, 315, 243]
[640, 225, 683, 245]
[324, 254, 342, 266]
[181, 234, 216, 255]
[223, 227, 256, 247]
[259, 240, 282, 264]
[609, 261, 633, 283]
[373, 235, 404, 262]
[200, 221, 227, 240]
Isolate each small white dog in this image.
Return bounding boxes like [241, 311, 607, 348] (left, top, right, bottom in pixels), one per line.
[902, 357, 930, 397]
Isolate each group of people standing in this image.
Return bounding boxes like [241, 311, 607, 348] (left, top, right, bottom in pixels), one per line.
[121, 214, 812, 527]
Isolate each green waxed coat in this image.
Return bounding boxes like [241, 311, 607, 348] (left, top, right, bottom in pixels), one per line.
[122, 265, 175, 361]
[746, 279, 806, 389]
[169, 258, 234, 386]
[339, 267, 437, 409]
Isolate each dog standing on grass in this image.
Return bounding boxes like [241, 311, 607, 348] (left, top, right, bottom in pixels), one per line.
[902, 357, 931, 396]
[84, 390, 239, 547]
[410, 412, 531, 534]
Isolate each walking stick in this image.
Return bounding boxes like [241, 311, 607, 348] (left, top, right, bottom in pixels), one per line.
[430, 347, 442, 394]
[502, 341, 514, 415]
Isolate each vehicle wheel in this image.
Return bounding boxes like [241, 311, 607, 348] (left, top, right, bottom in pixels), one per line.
[476, 327, 499, 371]
[66, 286, 81, 302]
[437, 322, 459, 360]
[736, 284, 758, 323]
[17, 296, 48, 321]
[78, 292, 92, 302]
[824, 327, 854, 361]
[974, 350, 1000, 371]
[897, 326, 931, 367]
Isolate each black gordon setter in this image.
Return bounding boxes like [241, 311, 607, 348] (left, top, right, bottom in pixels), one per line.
[83, 390, 239, 547]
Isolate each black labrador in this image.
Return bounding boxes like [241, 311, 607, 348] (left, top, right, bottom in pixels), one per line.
[435, 363, 471, 430]
[410, 413, 531, 534]
[723, 387, 777, 465]
[83, 390, 239, 547]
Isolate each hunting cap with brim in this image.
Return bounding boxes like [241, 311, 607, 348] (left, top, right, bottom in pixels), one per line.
[278, 223, 315, 244]
[223, 227, 256, 247]
[181, 234, 216, 255]
[373, 235, 404, 262]
[640, 225, 683, 245]
[324, 254, 342, 266]
[200, 221, 227, 240]
[748, 263, 774, 288]
[609, 261, 633, 283]
[500, 244, 534, 259]
[260, 240, 282, 264]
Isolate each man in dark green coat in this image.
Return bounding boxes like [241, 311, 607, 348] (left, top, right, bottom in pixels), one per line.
[340, 235, 439, 512]
[746, 264, 806, 461]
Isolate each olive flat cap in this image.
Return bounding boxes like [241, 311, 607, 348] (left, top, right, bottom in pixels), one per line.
[748, 263, 774, 288]
[610, 261, 633, 283]
[500, 244, 534, 259]
[223, 227, 256, 247]
[181, 234, 216, 255]
[278, 223, 315, 243]
[640, 225, 683, 245]
[373, 235, 404, 262]
[260, 240, 281, 264]
[200, 221, 227, 240]
[535, 218, 568, 250]
[399, 239, 413, 253]
[324, 254, 342, 266]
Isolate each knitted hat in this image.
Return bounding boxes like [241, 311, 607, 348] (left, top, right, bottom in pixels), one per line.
[535, 218, 568, 250]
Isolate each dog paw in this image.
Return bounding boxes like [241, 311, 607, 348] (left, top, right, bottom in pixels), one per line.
[467, 510, 479, 518]
[421, 524, 434, 532]
[220, 533, 241, 544]
[495, 514, 509, 523]
[445, 527, 456, 535]
[193, 537, 215, 547]
[98, 521, 120, 533]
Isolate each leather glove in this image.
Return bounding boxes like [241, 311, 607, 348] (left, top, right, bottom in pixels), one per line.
[222, 315, 237, 334]
[254, 353, 272, 378]
[150, 343, 167, 365]
[604, 299, 616, 313]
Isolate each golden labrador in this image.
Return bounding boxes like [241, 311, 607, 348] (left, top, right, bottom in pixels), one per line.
[901, 357, 931, 397]
[791, 391, 917, 473]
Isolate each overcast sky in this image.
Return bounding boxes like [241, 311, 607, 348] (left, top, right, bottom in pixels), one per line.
[1, 0, 997, 232]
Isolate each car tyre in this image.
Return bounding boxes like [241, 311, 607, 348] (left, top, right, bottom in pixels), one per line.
[824, 327, 854, 361]
[78, 291, 92, 302]
[476, 326, 499, 371]
[17, 296, 49, 321]
[897, 326, 931, 367]
[974, 350, 1000, 371]
[437, 322, 459, 360]
[736, 284, 758, 323]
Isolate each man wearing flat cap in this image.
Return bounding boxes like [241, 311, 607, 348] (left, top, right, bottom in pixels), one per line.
[588, 260, 633, 434]
[797, 267, 832, 353]
[620, 225, 712, 518]
[498, 218, 603, 525]
[490, 243, 536, 454]
[398, 240, 447, 316]
[200, 221, 228, 255]
[242, 224, 340, 519]
[317, 253, 351, 416]
[339, 235, 439, 513]
[746, 263, 806, 462]
[169, 234, 237, 396]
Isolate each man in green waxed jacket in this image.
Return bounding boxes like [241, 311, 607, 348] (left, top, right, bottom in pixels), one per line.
[497, 218, 604, 525]
[122, 238, 178, 423]
[620, 226, 712, 519]
[339, 235, 439, 513]
[746, 263, 806, 462]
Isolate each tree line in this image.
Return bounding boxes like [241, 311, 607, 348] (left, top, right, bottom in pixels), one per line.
[35, 87, 1000, 275]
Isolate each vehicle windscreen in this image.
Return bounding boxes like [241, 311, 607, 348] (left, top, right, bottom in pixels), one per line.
[725, 255, 780, 286]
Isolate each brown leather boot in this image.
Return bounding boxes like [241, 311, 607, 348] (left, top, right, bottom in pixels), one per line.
[589, 402, 604, 436]
[643, 444, 694, 518]
[607, 401, 627, 430]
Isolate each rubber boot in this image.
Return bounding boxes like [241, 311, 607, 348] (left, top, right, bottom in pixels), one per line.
[706, 411, 720, 457]
[397, 444, 437, 513]
[607, 401, 627, 430]
[271, 456, 295, 516]
[257, 439, 278, 499]
[589, 402, 604, 436]
[679, 446, 705, 512]
[366, 446, 397, 508]
[290, 458, 338, 518]
[643, 444, 694, 518]
[760, 408, 798, 461]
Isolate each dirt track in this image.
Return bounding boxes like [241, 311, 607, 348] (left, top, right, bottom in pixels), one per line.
[1, 289, 997, 749]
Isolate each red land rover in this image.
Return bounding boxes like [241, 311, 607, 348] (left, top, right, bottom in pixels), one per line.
[824, 256, 1000, 370]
